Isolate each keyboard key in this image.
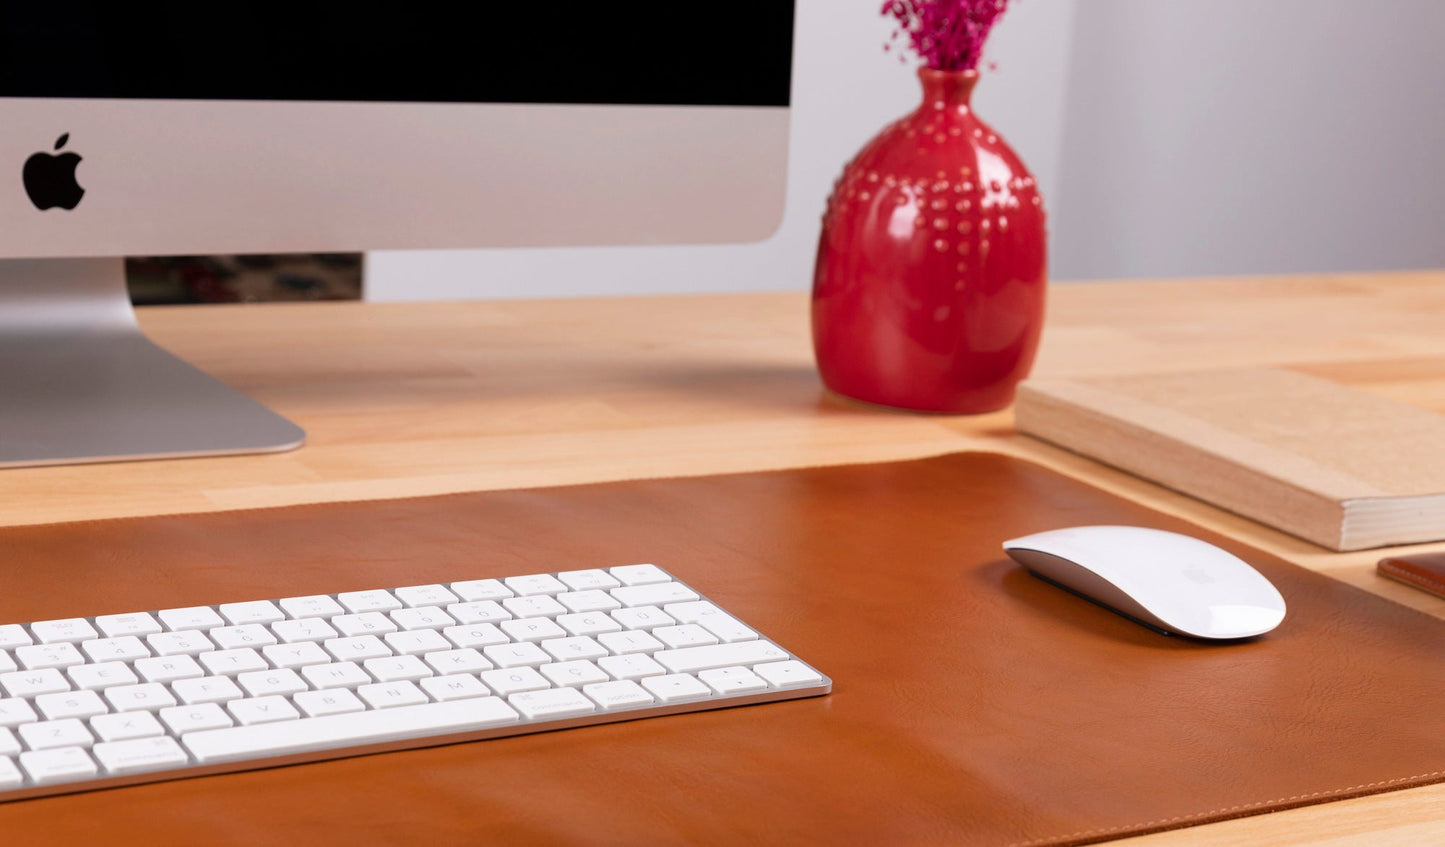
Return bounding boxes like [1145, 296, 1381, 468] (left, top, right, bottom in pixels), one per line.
[80, 636, 152, 664]
[20, 719, 95, 751]
[172, 675, 243, 705]
[641, 673, 711, 703]
[540, 636, 608, 663]
[394, 584, 460, 608]
[147, 629, 216, 657]
[218, 601, 286, 626]
[654, 641, 789, 675]
[597, 630, 664, 656]
[664, 601, 759, 643]
[209, 624, 278, 650]
[755, 660, 825, 689]
[157, 606, 226, 632]
[20, 747, 98, 784]
[357, 681, 429, 709]
[294, 689, 366, 718]
[385, 630, 452, 657]
[384, 627, 450, 653]
[363, 655, 432, 684]
[337, 590, 402, 614]
[597, 654, 666, 681]
[91, 711, 166, 743]
[237, 669, 308, 698]
[509, 688, 596, 720]
[332, 612, 398, 637]
[698, 667, 768, 695]
[499, 617, 566, 643]
[0, 699, 38, 729]
[449, 579, 512, 602]
[1, 668, 71, 698]
[103, 683, 176, 713]
[93, 736, 188, 776]
[696, 616, 759, 644]
[660, 600, 727, 624]
[504, 574, 567, 596]
[160, 703, 235, 735]
[271, 618, 340, 644]
[557, 612, 623, 637]
[94, 613, 163, 639]
[608, 564, 671, 585]
[610, 606, 676, 631]
[198, 648, 269, 676]
[419, 674, 491, 702]
[0, 625, 32, 650]
[446, 601, 511, 625]
[654, 625, 720, 649]
[30, 619, 98, 645]
[443, 623, 509, 650]
[556, 590, 621, 613]
[0, 653, 15, 675]
[557, 569, 621, 591]
[389, 608, 456, 633]
[483, 642, 550, 669]
[278, 595, 345, 619]
[324, 636, 392, 663]
[611, 583, 699, 608]
[135, 655, 206, 684]
[300, 662, 371, 691]
[228, 696, 300, 726]
[184, 698, 520, 765]
[68, 661, 139, 691]
[540, 661, 609, 688]
[16, 643, 86, 670]
[584, 680, 655, 710]
[35, 690, 107, 721]
[479, 667, 550, 696]
[262, 641, 331, 670]
[501, 596, 567, 619]
[423, 649, 492, 675]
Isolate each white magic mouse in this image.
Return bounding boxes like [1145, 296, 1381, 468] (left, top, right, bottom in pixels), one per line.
[1002, 525, 1287, 639]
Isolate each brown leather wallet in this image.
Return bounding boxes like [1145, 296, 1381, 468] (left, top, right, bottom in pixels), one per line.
[1378, 552, 1445, 599]
[5, 453, 1445, 847]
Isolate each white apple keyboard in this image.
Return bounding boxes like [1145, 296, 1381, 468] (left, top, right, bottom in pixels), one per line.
[0, 564, 830, 802]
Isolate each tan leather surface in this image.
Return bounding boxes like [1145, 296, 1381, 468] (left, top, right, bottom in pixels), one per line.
[5, 452, 1445, 846]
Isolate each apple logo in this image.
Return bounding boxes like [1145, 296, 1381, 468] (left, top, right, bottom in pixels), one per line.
[23, 133, 85, 211]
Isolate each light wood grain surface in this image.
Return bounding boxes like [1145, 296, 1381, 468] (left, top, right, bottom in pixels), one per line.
[8, 268, 1445, 843]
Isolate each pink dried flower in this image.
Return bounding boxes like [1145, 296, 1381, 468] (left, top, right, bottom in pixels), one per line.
[882, 0, 1010, 71]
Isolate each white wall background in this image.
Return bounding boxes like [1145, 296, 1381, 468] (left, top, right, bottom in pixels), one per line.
[1052, 0, 1445, 279]
[366, 0, 1445, 301]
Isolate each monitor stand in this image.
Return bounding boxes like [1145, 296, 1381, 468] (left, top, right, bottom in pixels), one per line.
[0, 258, 305, 467]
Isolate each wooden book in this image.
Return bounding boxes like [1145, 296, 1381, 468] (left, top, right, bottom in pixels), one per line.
[1014, 368, 1445, 551]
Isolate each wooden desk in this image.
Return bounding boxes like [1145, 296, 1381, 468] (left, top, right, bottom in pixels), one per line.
[5, 269, 1445, 844]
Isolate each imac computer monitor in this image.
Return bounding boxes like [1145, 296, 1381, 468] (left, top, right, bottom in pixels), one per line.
[0, 5, 795, 467]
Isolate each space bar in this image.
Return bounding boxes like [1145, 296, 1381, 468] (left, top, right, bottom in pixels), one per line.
[182, 698, 521, 765]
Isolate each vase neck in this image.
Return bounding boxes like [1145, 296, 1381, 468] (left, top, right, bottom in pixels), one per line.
[918, 68, 978, 112]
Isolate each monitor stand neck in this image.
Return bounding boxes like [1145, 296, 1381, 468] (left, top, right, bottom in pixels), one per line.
[0, 257, 304, 467]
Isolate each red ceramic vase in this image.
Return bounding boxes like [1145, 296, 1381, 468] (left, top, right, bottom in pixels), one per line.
[812, 68, 1047, 413]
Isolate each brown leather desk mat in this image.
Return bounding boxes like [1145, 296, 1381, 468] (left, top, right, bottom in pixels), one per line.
[5, 452, 1445, 846]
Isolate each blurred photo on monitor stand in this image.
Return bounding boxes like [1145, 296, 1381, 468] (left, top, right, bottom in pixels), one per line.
[125, 254, 363, 305]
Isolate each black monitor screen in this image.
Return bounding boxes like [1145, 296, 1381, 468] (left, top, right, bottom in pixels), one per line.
[0, 3, 794, 107]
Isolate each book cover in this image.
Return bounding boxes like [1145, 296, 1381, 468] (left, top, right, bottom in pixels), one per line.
[1014, 368, 1445, 551]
